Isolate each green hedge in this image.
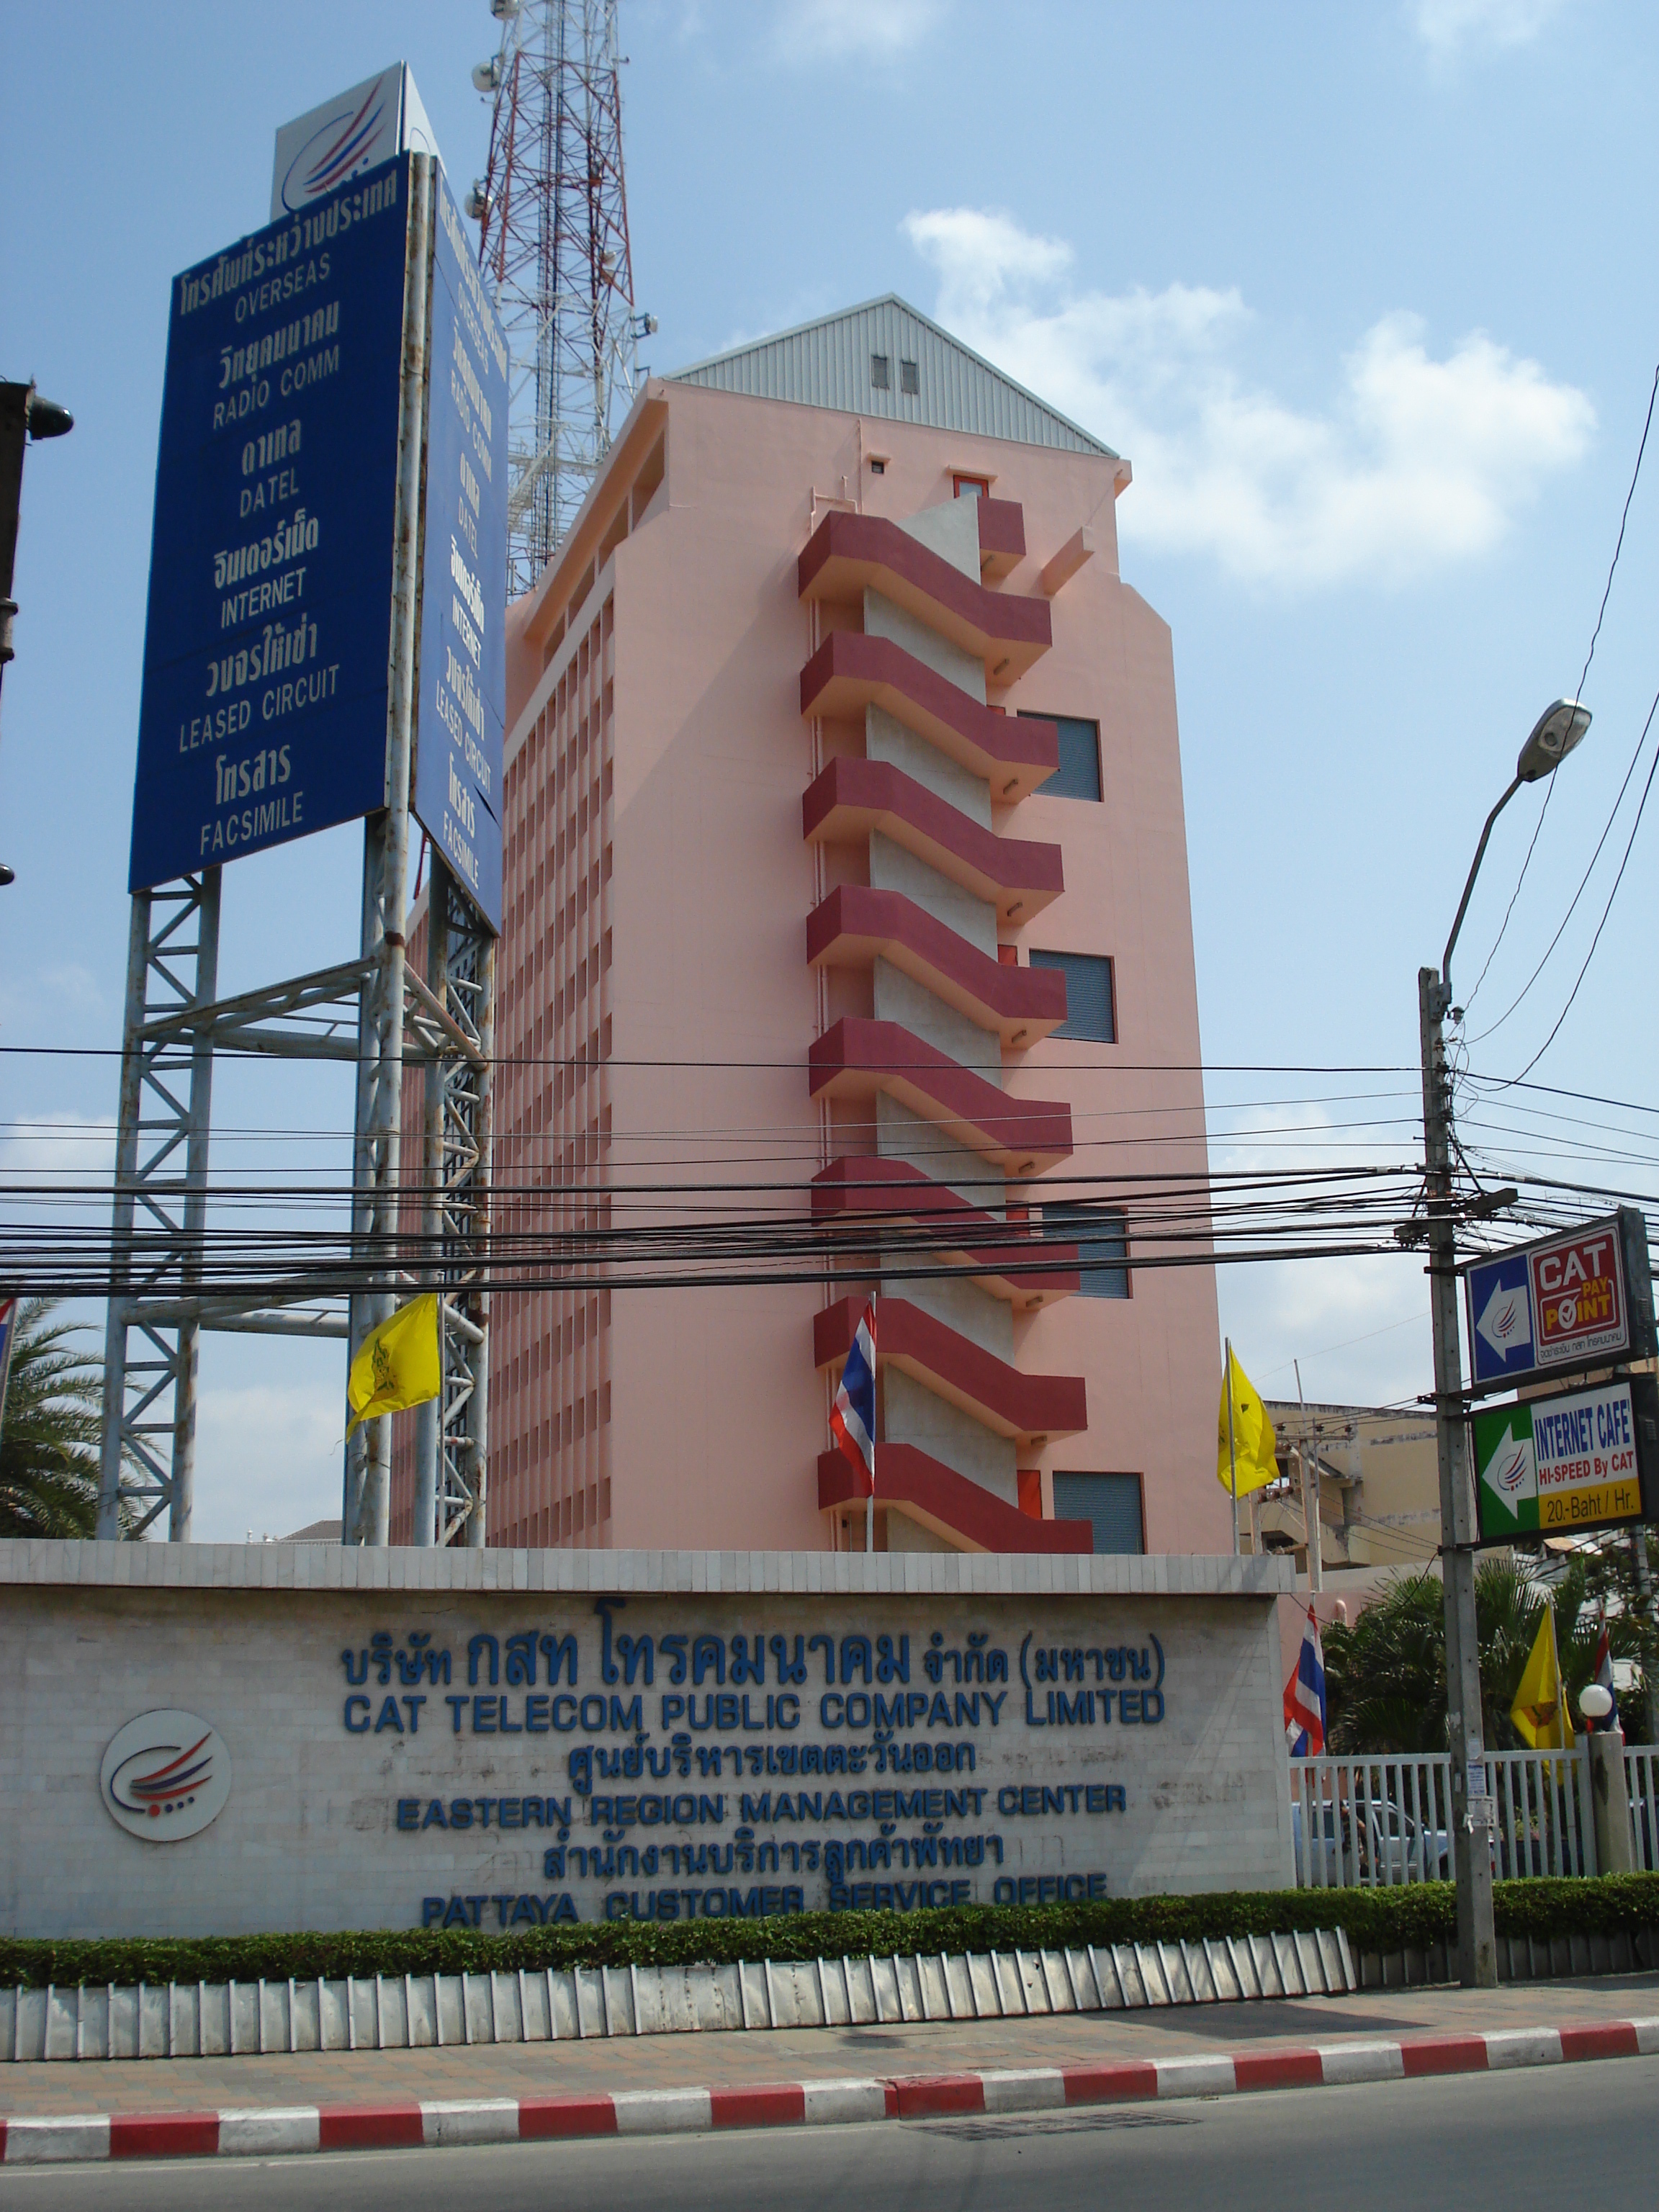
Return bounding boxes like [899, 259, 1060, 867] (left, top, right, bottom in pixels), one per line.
[4, 1876, 1657, 1990]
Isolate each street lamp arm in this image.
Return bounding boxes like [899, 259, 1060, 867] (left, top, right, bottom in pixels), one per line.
[1441, 774, 1521, 1006]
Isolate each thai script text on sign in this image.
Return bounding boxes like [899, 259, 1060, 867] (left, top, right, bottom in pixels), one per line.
[337, 1604, 1167, 1928]
[130, 161, 409, 890]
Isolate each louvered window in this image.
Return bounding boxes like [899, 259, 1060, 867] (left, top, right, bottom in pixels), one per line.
[871, 354, 891, 390]
[1019, 711, 1101, 801]
[900, 359, 920, 395]
[1029, 951, 1115, 1042]
[1045, 1202, 1130, 1298]
[1053, 1473, 1144, 1554]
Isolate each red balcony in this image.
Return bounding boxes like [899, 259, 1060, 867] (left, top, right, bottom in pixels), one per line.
[802, 756, 1064, 927]
[798, 512, 1052, 683]
[800, 631, 1057, 802]
[976, 497, 1025, 582]
[808, 886, 1065, 1049]
[817, 1443, 1092, 1554]
[809, 1018, 1072, 1175]
[812, 1156, 1079, 1309]
[815, 1295, 1086, 1446]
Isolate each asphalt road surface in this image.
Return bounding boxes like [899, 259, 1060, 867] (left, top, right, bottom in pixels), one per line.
[12, 2059, 1658, 2210]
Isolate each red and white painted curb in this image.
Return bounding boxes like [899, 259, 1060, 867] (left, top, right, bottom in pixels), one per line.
[3, 2018, 1656, 2164]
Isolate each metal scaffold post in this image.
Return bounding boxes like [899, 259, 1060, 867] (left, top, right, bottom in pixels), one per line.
[413, 858, 496, 1547]
[344, 152, 433, 1547]
[97, 870, 221, 1541]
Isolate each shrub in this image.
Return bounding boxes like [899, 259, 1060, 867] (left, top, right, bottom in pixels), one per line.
[4, 1876, 1655, 1990]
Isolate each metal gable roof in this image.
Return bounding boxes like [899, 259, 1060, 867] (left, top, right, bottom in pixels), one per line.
[667, 293, 1116, 459]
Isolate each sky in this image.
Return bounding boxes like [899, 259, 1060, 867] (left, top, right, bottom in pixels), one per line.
[5, 0, 1659, 1537]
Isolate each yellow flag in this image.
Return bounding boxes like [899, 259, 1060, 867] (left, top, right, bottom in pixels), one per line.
[346, 1295, 441, 1436]
[1510, 1601, 1575, 1755]
[1217, 1345, 1278, 1496]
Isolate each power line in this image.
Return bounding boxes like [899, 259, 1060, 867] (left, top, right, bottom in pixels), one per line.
[1497, 692, 1659, 1087]
[1462, 351, 1659, 1015]
[1465, 680, 1659, 1046]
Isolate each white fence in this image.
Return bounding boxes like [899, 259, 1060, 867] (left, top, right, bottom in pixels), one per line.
[1289, 1743, 1655, 1889]
[1629, 1746, 1659, 1872]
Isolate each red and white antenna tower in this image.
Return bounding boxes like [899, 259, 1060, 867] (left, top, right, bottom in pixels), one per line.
[469, 0, 655, 595]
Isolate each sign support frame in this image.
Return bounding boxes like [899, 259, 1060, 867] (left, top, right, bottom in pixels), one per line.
[99, 154, 497, 1550]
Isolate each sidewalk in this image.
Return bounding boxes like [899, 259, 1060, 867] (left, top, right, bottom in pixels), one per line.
[3, 1972, 1655, 2120]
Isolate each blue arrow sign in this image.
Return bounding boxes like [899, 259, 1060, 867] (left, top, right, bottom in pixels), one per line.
[1465, 1253, 1534, 1385]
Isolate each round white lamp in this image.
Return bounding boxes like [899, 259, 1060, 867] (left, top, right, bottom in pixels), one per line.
[1578, 1683, 1614, 1723]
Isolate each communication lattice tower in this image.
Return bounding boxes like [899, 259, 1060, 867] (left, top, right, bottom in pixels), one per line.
[472, 0, 651, 594]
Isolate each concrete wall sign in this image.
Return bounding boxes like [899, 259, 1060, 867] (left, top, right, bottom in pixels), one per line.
[0, 1545, 1293, 1940]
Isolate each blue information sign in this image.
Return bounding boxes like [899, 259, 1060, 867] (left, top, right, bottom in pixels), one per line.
[413, 178, 508, 931]
[128, 158, 410, 892]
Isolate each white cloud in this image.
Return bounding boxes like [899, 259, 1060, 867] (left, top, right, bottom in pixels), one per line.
[1411, 0, 1569, 58]
[771, 0, 945, 63]
[904, 205, 1594, 590]
[0, 1110, 114, 1187]
[192, 1378, 345, 1544]
[0, 961, 106, 1030]
[1209, 1103, 1429, 1408]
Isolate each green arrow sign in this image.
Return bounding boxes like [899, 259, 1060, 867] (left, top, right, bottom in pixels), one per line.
[1472, 1406, 1537, 1539]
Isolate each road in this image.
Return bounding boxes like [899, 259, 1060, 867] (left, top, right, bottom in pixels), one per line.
[10, 2059, 1657, 2209]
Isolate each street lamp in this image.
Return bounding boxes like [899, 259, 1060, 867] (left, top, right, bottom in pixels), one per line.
[0, 380, 76, 889]
[1419, 696, 1590, 1990]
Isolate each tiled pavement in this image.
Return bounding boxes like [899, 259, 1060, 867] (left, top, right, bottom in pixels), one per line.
[3, 1973, 1654, 2118]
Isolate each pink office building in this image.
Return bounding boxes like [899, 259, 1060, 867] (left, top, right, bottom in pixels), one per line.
[392, 297, 1226, 1558]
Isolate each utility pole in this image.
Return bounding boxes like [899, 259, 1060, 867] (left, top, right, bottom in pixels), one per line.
[1408, 699, 1589, 1988]
[1421, 965, 1496, 1987]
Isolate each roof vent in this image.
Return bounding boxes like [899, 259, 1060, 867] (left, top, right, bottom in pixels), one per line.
[900, 359, 920, 395]
[871, 354, 891, 390]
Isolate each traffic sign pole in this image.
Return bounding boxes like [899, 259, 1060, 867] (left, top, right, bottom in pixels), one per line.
[1420, 965, 1497, 1989]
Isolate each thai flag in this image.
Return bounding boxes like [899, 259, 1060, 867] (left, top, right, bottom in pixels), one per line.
[830, 1298, 878, 1498]
[1591, 1606, 1619, 1733]
[1284, 1604, 1327, 1758]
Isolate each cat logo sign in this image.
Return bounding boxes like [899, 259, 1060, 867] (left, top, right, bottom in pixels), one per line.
[1531, 1226, 1623, 1367]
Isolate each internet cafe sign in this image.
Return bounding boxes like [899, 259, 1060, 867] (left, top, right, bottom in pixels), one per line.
[1473, 1372, 1659, 1542]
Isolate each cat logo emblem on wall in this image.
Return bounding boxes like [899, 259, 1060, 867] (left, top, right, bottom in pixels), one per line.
[99, 1710, 232, 1843]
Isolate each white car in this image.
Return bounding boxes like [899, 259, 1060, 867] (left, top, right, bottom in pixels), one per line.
[1292, 1797, 1450, 1887]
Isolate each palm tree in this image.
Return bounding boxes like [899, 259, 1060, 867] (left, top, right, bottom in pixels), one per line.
[1322, 1555, 1645, 1755]
[1322, 1571, 1447, 1755]
[0, 1299, 116, 1537]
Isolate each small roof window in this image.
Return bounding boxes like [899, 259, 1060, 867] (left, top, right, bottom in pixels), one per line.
[870, 354, 891, 390]
[900, 359, 920, 395]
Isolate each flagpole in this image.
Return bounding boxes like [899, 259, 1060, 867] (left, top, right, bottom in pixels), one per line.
[1225, 1337, 1240, 1555]
[868, 1305, 877, 1555]
[1295, 1357, 1323, 1592]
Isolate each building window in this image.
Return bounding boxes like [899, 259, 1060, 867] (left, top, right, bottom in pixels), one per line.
[1019, 712, 1102, 801]
[900, 359, 920, 395]
[1029, 951, 1115, 1042]
[869, 457, 886, 475]
[1046, 1202, 1130, 1298]
[871, 354, 891, 390]
[953, 474, 989, 500]
[1053, 1472, 1144, 1554]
